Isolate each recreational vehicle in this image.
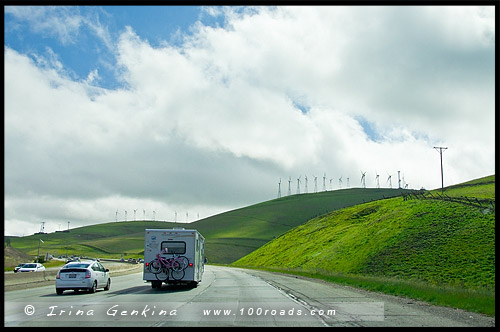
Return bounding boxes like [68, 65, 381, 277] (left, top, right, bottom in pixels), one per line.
[143, 228, 205, 288]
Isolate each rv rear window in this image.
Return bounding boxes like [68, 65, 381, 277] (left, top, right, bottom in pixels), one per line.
[161, 241, 186, 254]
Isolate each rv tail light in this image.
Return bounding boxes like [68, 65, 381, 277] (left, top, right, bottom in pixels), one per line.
[189, 263, 193, 267]
[145, 262, 150, 267]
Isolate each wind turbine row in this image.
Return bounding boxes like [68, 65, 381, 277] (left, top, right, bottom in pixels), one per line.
[115, 208, 156, 222]
[278, 170, 409, 197]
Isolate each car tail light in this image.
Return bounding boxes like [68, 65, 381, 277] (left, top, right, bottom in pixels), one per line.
[56, 273, 60, 279]
[85, 270, 91, 278]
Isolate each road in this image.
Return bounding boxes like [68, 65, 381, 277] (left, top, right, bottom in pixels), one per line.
[4, 265, 494, 327]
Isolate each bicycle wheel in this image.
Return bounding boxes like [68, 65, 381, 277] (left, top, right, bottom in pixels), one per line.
[176, 256, 189, 270]
[148, 259, 162, 274]
[171, 268, 185, 280]
[155, 267, 169, 281]
[170, 260, 183, 272]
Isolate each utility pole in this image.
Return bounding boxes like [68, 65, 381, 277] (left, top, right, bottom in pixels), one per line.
[434, 146, 448, 196]
[37, 238, 44, 263]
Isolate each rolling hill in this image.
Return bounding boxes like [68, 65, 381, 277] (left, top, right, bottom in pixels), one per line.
[6, 188, 407, 264]
[191, 188, 408, 263]
[232, 175, 495, 315]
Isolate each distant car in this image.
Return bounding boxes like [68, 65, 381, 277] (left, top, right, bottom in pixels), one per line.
[14, 263, 28, 273]
[55, 260, 111, 295]
[18, 263, 45, 272]
[66, 257, 80, 263]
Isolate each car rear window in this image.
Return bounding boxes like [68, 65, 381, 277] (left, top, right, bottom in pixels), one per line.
[64, 263, 90, 269]
[60, 268, 87, 273]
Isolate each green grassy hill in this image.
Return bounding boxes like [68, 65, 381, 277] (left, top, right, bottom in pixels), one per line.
[437, 174, 495, 199]
[232, 175, 495, 315]
[6, 188, 406, 265]
[191, 188, 407, 263]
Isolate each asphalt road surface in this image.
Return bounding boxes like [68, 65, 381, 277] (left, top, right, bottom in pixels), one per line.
[4, 265, 494, 327]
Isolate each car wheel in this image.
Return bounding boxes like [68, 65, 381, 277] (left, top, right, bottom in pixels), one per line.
[88, 281, 97, 293]
[56, 288, 64, 295]
[104, 278, 111, 291]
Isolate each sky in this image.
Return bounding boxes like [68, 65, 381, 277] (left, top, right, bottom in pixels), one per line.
[4, 5, 496, 236]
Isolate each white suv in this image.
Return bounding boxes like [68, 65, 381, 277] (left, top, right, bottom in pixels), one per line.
[56, 260, 110, 295]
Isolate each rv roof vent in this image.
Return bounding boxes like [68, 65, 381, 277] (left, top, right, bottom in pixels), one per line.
[172, 227, 185, 230]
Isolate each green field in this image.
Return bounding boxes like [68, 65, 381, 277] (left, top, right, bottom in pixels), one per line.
[6, 188, 406, 264]
[233, 175, 495, 315]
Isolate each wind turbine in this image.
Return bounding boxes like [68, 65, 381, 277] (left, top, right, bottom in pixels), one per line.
[134, 208, 138, 221]
[296, 176, 301, 194]
[360, 171, 366, 188]
[314, 175, 318, 193]
[278, 178, 282, 198]
[288, 177, 292, 196]
[323, 173, 327, 191]
[402, 173, 408, 189]
[304, 175, 308, 193]
[346, 177, 350, 188]
[375, 171, 380, 189]
[339, 176, 343, 189]
[329, 178, 333, 190]
[387, 173, 393, 189]
[115, 209, 119, 222]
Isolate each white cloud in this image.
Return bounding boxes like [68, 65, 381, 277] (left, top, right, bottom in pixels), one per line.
[4, 6, 495, 236]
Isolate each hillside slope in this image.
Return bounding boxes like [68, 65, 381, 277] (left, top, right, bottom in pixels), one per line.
[233, 175, 495, 314]
[4, 246, 34, 268]
[7, 188, 406, 265]
[189, 188, 406, 263]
